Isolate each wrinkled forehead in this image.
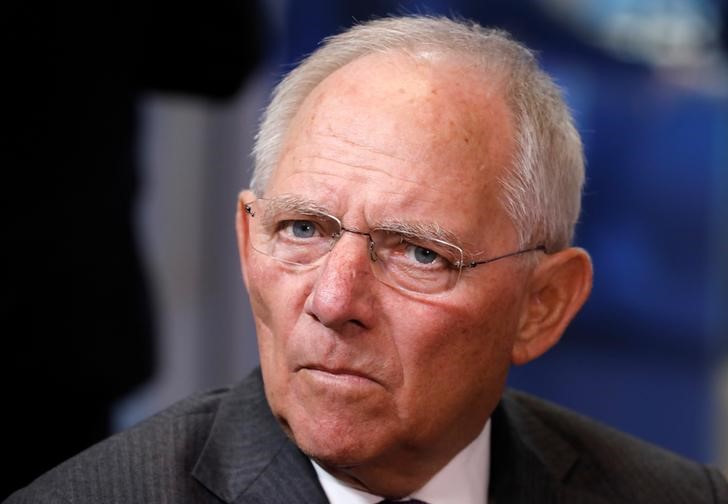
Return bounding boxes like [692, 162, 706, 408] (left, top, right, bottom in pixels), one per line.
[290, 50, 512, 185]
[272, 50, 517, 232]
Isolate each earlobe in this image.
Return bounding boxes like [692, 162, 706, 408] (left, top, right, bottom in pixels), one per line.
[512, 247, 593, 365]
[236, 189, 257, 290]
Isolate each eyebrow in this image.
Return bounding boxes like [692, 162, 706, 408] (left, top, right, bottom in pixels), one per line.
[375, 218, 477, 257]
[262, 195, 334, 217]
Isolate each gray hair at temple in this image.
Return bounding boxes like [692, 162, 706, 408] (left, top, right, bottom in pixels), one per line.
[251, 16, 584, 252]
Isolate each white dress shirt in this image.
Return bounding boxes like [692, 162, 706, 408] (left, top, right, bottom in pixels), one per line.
[312, 419, 491, 504]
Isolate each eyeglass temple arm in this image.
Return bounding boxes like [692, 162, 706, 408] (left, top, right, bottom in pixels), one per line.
[462, 245, 547, 269]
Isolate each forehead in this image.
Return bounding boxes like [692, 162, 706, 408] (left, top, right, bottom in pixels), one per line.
[270, 50, 517, 244]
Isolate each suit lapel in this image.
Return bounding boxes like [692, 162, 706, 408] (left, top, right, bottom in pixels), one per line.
[236, 439, 330, 504]
[191, 370, 329, 503]
[489, 391, 610, 504]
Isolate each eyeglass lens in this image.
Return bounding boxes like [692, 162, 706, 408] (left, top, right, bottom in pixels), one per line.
[244, 199, 463, 294]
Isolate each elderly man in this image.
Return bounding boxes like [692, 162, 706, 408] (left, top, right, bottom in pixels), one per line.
[6, 15, 727, 504]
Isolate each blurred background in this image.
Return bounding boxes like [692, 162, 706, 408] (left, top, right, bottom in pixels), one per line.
[4, 0, 727, 497]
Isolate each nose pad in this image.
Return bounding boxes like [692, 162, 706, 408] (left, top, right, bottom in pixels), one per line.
[367, 239, 378, 263]
[304, 232, 375, 330]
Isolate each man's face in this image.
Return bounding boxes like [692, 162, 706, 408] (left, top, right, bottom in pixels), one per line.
[239, 52, 531, 476]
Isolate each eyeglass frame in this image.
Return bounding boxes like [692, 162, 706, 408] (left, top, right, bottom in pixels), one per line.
[240, 195, 547, 291]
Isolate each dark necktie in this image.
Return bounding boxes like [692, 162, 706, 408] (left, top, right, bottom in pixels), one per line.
[376, 500, 429, 504]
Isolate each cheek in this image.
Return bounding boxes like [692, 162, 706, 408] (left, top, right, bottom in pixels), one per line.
[246, 260, 316, 425]
[246, 259, 311, 379]
[398, 293, 514, 363]
[391, 289, 520, 418]
[247, 259, 309, 336]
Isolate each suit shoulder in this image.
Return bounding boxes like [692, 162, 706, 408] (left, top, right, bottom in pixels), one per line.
[5, 382, 245, 503]
[502, 389, 728, 503]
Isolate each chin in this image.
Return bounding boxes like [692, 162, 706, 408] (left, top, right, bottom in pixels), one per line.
[285, 407, 396, 468]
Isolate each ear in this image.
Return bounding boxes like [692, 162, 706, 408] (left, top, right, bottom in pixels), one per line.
[512, 247, 593, 366]
[236, 189, 257, 291]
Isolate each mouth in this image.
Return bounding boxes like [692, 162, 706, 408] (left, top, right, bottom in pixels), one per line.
[297, 365, 381, 387]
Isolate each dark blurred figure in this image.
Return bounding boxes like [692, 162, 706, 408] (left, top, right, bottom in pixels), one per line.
[2, 2, 261, 498]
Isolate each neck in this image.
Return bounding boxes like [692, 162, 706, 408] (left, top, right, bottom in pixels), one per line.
[315, 418, 489, 498]
[317, 456, 440, 498]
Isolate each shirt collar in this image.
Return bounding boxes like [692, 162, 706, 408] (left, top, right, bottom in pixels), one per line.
[312, 419, 491, 504]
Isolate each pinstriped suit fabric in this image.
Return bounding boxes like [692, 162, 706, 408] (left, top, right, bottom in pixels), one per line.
[490, 391, 728, 503]
[5, 370, 728, 503]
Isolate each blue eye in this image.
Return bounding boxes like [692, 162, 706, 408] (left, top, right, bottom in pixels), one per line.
[291, 220, 316, 238]
[413, 246, 438, 264]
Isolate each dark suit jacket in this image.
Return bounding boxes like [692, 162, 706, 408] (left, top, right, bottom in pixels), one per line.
[6, 370, 727, 503]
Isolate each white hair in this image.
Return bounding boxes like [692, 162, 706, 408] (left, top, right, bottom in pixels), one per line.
[252, 16, 584, 251]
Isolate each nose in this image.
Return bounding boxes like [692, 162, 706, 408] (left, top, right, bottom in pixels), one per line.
[304, 231, 376, 331]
